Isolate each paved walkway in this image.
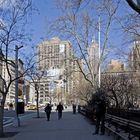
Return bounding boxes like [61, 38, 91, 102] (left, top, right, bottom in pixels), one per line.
[3, 111, 114, 140]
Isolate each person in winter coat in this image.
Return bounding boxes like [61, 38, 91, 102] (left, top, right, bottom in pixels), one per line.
[56, 102, 64, 120]
[72, 104, 76, 114]
[44, 103, 52, 121]
[93, 92, 107, 135]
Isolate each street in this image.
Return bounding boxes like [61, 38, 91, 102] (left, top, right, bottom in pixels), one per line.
[3, 109, 38, 127]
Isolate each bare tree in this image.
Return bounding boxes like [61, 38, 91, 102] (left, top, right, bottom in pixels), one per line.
[0, 0, 32, 136]
[50, 0, 120, 98]
[76, 81, 93, 104]
[27, 65, 44, 118]
[101, 71, 138, 108]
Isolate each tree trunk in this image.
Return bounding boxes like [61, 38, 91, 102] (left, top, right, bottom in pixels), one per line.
[111, 90, 119, 108]
[0, 106, 4, 137]
[0, 96, 6, 137]
[36, 91, 40, 118]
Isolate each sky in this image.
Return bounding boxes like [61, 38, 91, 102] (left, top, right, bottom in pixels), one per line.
[0, 0, 138, 58]
[26, 1, 133, 45]
[25, 0, 61, 47]
[16, 0, 140, 65]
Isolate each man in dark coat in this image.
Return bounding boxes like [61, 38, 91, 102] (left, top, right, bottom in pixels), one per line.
[72, 104, 76, 114]
[56, 102, 64, 120]
[44, 103, 52, 121]
[93, 93, 107, 135]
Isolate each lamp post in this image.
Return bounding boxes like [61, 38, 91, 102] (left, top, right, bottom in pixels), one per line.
[98, 15, 101, 88]
[14, 45, 23, 127]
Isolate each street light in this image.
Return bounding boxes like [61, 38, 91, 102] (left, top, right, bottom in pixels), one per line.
[14, 45, 23, 127]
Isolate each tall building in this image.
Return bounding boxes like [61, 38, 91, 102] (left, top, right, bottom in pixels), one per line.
[71, 58, 83, 104]
[87, 38, 99, 83]
[24, 81, 30, 105]
[37, 37, 72, 72]
[2, 59, 15, 104]
[128, 41, 140, 71]
[28, 80, 36, 104]
[88, 39, 99, 72]
[18, 59, 25, 101]
[2, 58, 24, 105]
[37, 37, 73, 104]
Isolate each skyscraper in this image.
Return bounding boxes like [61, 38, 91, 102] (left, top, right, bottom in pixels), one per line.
[129, 41, 140, 71]
[37, 37, 73, 104]
[87, 38, 99, 83]
[37, 37, 72, 72]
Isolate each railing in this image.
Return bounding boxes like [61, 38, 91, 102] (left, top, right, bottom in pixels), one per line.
[106, 114, 140, 140]
[107, 108, 140, 123]
[78, 106, 96, 122]
[79, 106, 140, 140]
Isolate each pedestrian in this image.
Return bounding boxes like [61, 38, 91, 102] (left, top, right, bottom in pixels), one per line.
[93, 91, 107, 135]
[72, 104, 76, 114]
[56, 102, 64, 120]
[9, 103, 13, 110]
[44, 103, 52, 121]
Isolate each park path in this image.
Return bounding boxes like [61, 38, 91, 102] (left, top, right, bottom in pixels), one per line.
[3, 110, 114, 140]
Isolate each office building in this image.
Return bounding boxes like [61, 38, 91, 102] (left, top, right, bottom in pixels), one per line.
[37, 37, 73, 104]
[128, 41, 140, 71]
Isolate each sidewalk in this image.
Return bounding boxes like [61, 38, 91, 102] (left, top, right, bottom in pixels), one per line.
[3, 111, 114, 140]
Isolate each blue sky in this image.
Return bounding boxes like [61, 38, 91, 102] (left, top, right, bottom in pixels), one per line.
[25, 0, 61, 46]
[23, 0, 137, 63]
[26, 1, 130, 43]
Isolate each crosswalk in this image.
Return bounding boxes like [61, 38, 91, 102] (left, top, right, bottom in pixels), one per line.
[3, 112, 37, 127]
[3, 117, 14, 127]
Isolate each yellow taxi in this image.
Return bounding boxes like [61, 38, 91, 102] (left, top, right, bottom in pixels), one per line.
[27, 104, 37, 110]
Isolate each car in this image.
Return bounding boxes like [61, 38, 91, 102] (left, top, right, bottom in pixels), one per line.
[27, 104, 37, 110]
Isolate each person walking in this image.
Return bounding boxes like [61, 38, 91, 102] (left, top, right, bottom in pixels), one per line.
[72, 104, 76, 114]
[56, 102, 64, 120]
[44, 103, 52, 121]
[93, 92, 107, 135]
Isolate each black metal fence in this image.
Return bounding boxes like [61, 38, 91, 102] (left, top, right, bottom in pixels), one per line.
[107, 108, 140, 122]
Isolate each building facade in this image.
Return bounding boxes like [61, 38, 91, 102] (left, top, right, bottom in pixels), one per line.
[87, 39, 99, 85]
[37, 37, 72, 72]
[70, 59, 84, 104]
[2, 58, 24, 105]
[37, 37, 73, 104]
[87, 39, 99, 75]
[18, 59, 25, 102]
[107, 59, 124, 72]
[2, 59, 15, 104]
[128, 41, 140, 71]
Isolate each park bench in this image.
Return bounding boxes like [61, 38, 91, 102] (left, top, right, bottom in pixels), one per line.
[106, 114, 140, 140]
